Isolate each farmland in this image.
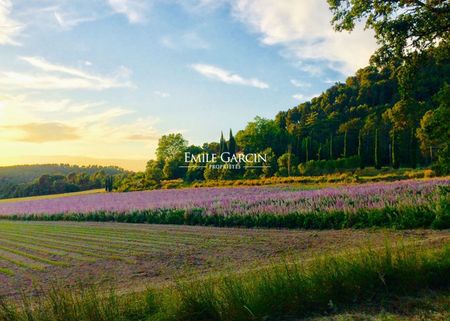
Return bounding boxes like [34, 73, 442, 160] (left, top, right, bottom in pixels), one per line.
[0, 220, 448, 300]
[0, 179, 448, 320]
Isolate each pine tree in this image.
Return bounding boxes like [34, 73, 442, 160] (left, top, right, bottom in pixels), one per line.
[228, 129, 236, 155]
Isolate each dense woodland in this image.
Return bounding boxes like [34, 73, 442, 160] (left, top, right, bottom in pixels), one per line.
[0, 165, 125, 199]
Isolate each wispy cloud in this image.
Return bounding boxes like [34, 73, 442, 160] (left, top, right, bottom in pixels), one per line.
[0, 92, 159, 147]
[231, 0, 377, 75]
[0, 56, 132, 90]
[190, 64, 269, 89]
[2, 122, 80, 143]
[154, 90, 170, 98]
[292, 93, 320, 102]
[0, 94, 103, 113]
[107, 0, 149, 24]
[53, 11, 98, 30]
[0, 0, 24, 45]
[290, 79, 311, 88]
[161, 31, 210, 50]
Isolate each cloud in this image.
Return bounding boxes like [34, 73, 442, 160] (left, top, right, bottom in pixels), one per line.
[292, 92, 320, 102]
[0, 94, 103, 113]
[0, 0, 24, 45]
[161, 31, 210, 50]
[292, 94, 304, 101]
[231, 0, 377, 75]
[0, 56, 132, 90]
[3, 122, 80, 143]
[0, 92, 159, 145]
[154, 90, 170, 98]
[190, 64, 269, 89]
[108, 0, 148, 24]
[290, 79, 311, 88]
[53, 11, 98, 30]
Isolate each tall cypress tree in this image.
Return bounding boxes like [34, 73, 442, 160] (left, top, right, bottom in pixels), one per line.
[228, 129, 236, 155]
[219, 132, 227, 155]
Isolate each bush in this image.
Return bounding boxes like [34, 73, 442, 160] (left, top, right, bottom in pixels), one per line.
[298, 156, 361, 176]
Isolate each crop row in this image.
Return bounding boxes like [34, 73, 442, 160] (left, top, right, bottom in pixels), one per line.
[0, 221, 278, 276]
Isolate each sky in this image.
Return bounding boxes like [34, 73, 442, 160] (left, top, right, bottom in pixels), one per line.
[0, 0, 377, 171]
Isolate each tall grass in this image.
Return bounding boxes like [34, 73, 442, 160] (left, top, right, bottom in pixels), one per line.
[1, 243, 449, 321]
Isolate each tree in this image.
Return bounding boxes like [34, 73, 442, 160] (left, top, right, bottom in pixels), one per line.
[228, 129, 237, 155]
[186, 159, 205, 182]
[145, 160, 163, 184]
[261, 148, 277, 177]
[417, 84, 450, 173]
[219, 132, 227, 155]
[236, 117, 287, 156]
[374, 128, 381, 169]
[202, 142, 220, 154]
[328, 0, 450, 64]
[203, 161, 221, 180]
[338, 118, 361, 158]
[277, 153, 299, 177]
[156, 133, 187, 162]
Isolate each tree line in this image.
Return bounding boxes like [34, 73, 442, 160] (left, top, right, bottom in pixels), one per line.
[0, 165, 125, 199]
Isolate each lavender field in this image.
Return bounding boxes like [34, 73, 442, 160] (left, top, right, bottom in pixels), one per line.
[0, 178, 447, 218]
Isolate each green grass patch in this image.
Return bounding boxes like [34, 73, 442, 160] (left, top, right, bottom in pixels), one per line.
[0, 267, 14, 276]
[0, 245, 69, 267]
[0, 253, 43, 271]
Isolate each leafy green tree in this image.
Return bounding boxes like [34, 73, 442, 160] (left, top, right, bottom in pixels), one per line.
[417, 84, 450, 173]
[156, 133, 187, 162]
[328, 0, 450, 64]
[162, 158, 185, 180]
[277, 153, 299, 177]
[338, 118, 361, 158]
[202, 142, 220, 154]
[236, 117, 287, 156]
[185, 160, 205, 182]
[145, 160, 163, 184]
[261, 148, 277, 177]
[203, 161, 221, 181]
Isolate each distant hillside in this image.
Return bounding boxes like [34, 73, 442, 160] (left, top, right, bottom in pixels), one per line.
[0, 164, 126, 185]
[0, 164, 128, 199]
